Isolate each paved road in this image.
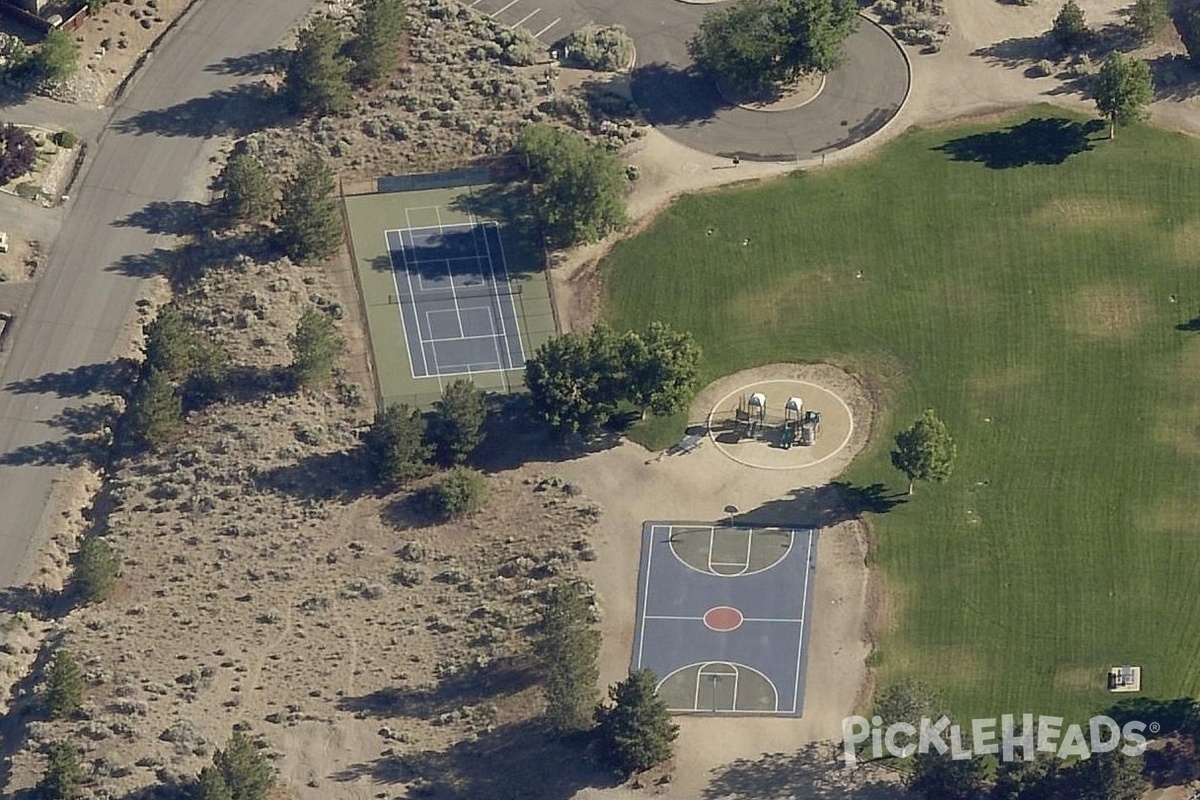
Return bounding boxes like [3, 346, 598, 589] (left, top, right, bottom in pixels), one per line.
[480, 0, 910, 161]
[0, 0, 317, 590]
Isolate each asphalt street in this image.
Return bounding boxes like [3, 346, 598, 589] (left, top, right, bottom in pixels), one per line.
[0, 0, 317, 590]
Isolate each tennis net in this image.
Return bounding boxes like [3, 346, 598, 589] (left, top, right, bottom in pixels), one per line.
[395, 283, 522, 304]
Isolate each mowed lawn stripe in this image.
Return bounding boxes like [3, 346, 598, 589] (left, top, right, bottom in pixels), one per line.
[601, 107, 1200, 722]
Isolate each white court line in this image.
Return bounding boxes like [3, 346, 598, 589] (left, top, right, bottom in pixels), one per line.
[706, 527, 715, 573]
[484, 306, 510, 393]
[387, 221, 478, 234]
[425, 332, 512, 344]
[510, 7, 540, 28]
[476, 217, 515, 371]
[427, 332, 445, 393]
[393, 221, 431, 379]
[636, 527, 663, 668]
[740, 529, 754, 575]
[489, 0, 520, 16]
[407, 254, 492, 267]
[791, 529, 815, 715]
[533, 17, 560, 37]
[487, 223, 527, 364]
[434, 208, 466, 340]
[732, 668, 741, 712]
[644, 614, 806, 623]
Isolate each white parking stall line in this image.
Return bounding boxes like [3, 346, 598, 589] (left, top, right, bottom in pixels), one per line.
[533, 17, 560, 38]
[489, 0, 520, 17]
[510, 7, 540, 28]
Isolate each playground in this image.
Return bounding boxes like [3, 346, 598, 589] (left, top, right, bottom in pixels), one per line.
[705, 378, 855, 470]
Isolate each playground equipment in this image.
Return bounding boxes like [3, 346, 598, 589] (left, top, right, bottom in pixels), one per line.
[780, 397, 803, 449]
[799, 410, 821, 446]
[735, 393, 767, 439]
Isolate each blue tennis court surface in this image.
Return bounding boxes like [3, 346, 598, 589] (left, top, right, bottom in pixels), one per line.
[385, 220, 525, 379]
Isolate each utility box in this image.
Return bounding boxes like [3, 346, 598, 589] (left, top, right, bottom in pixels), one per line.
[0, 231, 9, 253]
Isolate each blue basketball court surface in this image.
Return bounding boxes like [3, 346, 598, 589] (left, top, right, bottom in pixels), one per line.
[633, 522, 818, 716]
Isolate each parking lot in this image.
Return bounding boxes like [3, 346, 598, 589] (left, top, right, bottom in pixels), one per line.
[467, 0, 590, 44]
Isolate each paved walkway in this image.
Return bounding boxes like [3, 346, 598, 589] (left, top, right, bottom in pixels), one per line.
[475, 0, 911, 161]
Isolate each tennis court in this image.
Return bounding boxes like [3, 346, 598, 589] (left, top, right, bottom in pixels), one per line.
[386, 220, 524, 379]
[344, 168, 556, 407]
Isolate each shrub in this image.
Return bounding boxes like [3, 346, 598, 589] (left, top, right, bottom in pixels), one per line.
[74, 536, 121, 604]
[563, 24, 634, 71]
[499, 27, 542, 66]
[33, 29, 79, 84]
[1030, 58, 1055, 77]
[425, 468, 488, 519]
[44, 649, 84, 719]
[52, 130, 78, 148]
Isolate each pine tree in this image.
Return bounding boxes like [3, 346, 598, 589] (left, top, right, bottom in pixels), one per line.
[536, 583, 601, 734]
[283, 16, 354, 116]
[220, 152, 276, 224]
[277, 155, 344, 263]
[1051, 0, 1090, 49]
[212, 731, 273, 800]
[73, 536, 121, 604]
[349, 0, 409, 87]
[594, 670, 679, 775]
[37, 742, 83, 800]
[363, 402, 431, 483]
[127, 366, 183, 449]
[196, 766, 233, 800]
[427, 379, 486, 465]
[288, 307, 345, 390]
[44, 649, 84, 719]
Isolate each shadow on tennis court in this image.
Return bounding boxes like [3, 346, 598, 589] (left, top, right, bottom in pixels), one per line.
[704, 741, 904, 800]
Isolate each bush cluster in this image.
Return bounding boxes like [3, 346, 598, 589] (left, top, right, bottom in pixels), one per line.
[563, 24, 634, 72]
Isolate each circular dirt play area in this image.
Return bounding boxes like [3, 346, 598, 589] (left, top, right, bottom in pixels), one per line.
[698, 364, 868, 471]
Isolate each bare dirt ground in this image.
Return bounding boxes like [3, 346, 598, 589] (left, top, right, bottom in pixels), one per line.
[7, 0, 1200, 798]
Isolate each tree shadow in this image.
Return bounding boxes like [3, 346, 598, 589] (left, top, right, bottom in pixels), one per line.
[1150, 53, 1200, 100]
[0, 400, 119, 467]
[970, 34, 1056, 70]
[630, 61, 729, 127]
[3, 359, 137, 398]
[106, 228, 276, 291]
[934, 117, 1105, 168]
[468, 394, 621, 473]
[732, 481, 906, 529]
[204, 47, 289, 76]
[330, 719, 617, 798]
[1176, 310, 1200, 331]
[703, 741, 904, 799]
[113, 200, 214, 237]
[0, 583, 62, 619]
[1102, 696, 1200, 738]
[254, 447, 378, 501]
[336, 656, 539, 720]
[111, 82, 290, 138]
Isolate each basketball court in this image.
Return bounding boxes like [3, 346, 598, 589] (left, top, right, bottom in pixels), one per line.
[632, 522, 818, 716]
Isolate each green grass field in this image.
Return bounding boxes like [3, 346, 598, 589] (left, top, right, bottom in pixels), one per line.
[601, 107, 1200, 723]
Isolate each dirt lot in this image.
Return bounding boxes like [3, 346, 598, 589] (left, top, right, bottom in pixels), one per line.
[7, 0, 1200, 798]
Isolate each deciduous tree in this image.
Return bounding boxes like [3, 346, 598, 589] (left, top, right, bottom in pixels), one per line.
[907, 751, 988, 800]
[1062, 750, 1145, 800]
[425, 467, 488, 518]
[34, 29, 80, 83]
[349, 0, 408, 87]
[535, 582, 600, 734]
[622, 322, 701, 419]
[283, 17, 353, 116]
[1093, 53, 1154, 139]
[890, 408, 956, 494]
[288, 307, 344, 389]
[594, 669, 679, 775]
[524, 325, 625, 435]
[426, 379, 486, 465]
[517, 124, 628, 247]
[688, 0, 858, 93]
[0, 124, 37, 185]
[277, 155, 344, 263]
